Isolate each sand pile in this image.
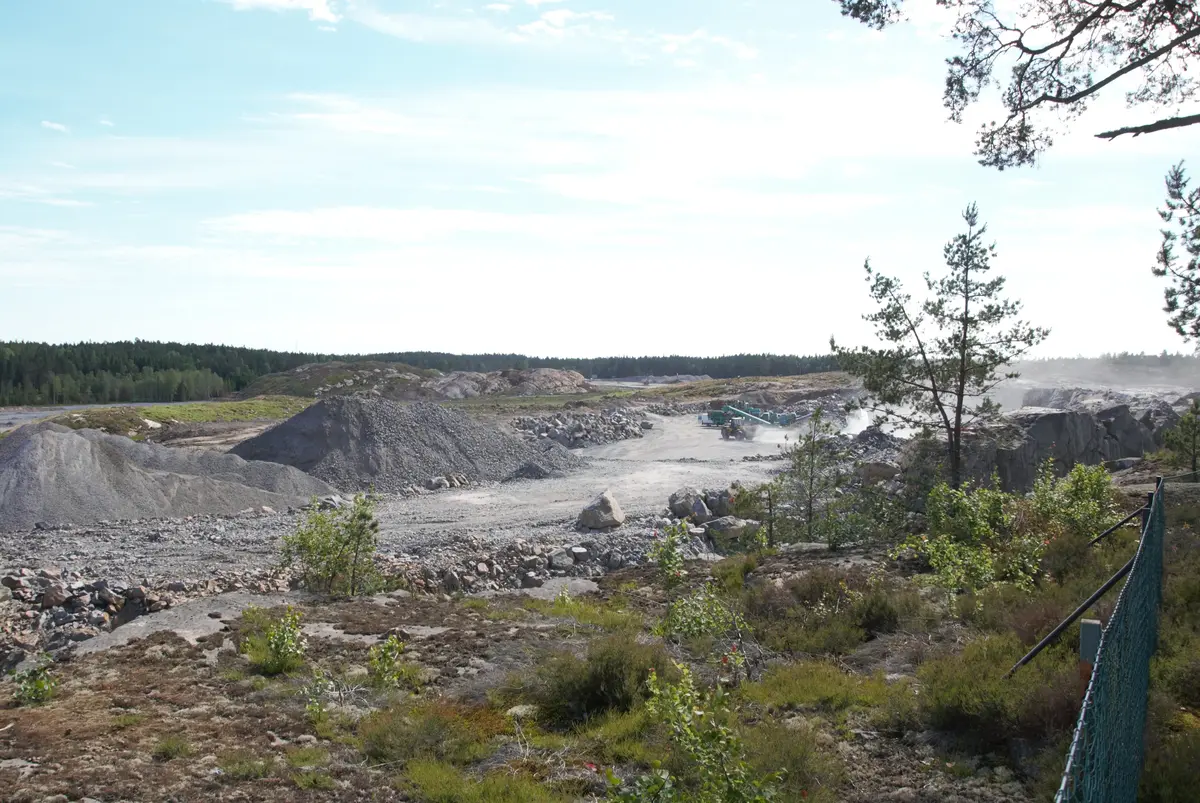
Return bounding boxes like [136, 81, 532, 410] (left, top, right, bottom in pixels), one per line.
[0, 423, 336, 532]
[230, 397, 583, 492]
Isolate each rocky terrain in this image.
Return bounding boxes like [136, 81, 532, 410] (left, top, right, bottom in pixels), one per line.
[243, 362, 594, 401]
[511, 409, 651, 449]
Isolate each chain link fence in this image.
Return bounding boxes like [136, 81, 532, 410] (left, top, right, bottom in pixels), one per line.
[1055, 478, 1166, 803]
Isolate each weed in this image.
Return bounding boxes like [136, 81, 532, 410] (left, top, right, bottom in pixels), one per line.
[742, 661, 888, 714]
[292, 770, 336, 790]
[360, 701, 507, 766]
[655, 584, 747, 642]
[648, 521, 687, 592]
[111, 713, 146, 730]
[285, 745, 330, 768]
[743, 721, 843, 802]
[242, 605, 306, 676]
[401, 760, 570, 803]
[518, 634, 679, 728]
[152, 735, 193, 761]
[368, 634, 422, 690]
[523, 591, 642, 632]
[11, 655, 58, 706]
[218, 751, 274, 780]
[607, 664, 779, 802]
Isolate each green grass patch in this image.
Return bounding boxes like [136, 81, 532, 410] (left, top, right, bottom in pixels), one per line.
[742, 661, 890, 714]
[152, 735, 193, 762]
[360, 701, 509, 766]
[218, 750, 274, 781]
[743, 721, 844, 803]
[522, 593, 642, 632]
[111, 713, 146, 731]
[400, 760, 572, 803]
[292, 770, 336, 790]
[285, 745, 330, 769]
[49, 395, 312, 438]
[574, 708, 665, 766]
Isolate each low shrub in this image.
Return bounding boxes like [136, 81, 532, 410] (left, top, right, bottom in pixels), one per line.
[711, 554, 759, 594]
[520, 634, 679, 728]
[218, 751, 274, 781]
[648, 522, 687, 592]
[523, 590, 643, 632]
[152, 735, 193, 761]
[281, 492, 381, 596]
[655, 584, 748, 642]
[916, 634, 1079, 745]
[242, 605, 306, 676]
[402, 760, 571, 803]
[606, 664, 780, 802]
[368, 634, 423, 691]
[11, 654, 57, 706]
[360, 701, 507, 766]
[742, 661, 889, 714]
[743, 721, 843, 803]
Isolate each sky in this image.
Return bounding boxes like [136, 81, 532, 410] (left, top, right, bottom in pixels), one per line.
[2, 0, 1198, 359]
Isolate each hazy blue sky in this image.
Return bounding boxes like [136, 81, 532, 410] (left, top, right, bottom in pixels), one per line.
[2, 0, 1196, 357]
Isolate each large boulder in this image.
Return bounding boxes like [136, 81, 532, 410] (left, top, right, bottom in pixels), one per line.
[1080, 402, 1157, 458]
[668, 488, 711, 523]
[705, 516, 761, 550]
[577, 490, 625, 530]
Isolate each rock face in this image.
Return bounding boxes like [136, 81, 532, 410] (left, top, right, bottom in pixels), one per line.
[668, 488, 712, 523]
[578, 490, 625, 530]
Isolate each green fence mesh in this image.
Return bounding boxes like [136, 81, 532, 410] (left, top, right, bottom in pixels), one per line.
[1055, 481, 1165, 803]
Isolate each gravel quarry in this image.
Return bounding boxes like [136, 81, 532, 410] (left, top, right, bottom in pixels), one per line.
[0, 422, 336, 532]
[230, 397, 583, 493]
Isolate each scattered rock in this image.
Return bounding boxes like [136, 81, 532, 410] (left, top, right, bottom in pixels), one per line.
[577, 490, 626, 530]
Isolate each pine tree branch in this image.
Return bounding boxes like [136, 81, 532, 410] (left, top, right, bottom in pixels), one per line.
[1096, 111, 1200, 140]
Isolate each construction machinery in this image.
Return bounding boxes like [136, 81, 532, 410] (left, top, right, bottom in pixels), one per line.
[699, 404, 796, 430]
[721, 416, 758, 441]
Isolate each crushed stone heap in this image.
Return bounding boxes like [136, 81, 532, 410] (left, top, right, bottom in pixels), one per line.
[230, 397, 583, 493]
[0, 423, 336, 532]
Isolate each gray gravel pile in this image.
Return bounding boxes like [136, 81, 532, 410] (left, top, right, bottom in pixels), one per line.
[0, 423, 336, 532]
[231, 397, 583, 493]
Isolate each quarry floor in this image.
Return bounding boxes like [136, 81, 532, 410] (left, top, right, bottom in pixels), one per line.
[0, 415, 780, 585]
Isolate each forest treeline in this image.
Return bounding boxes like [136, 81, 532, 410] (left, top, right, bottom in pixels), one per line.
[1, 340, 1196, 406]
[0, 341, 837, 406]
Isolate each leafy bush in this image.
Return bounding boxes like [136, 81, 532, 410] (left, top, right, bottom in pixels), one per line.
[281, 493, 381, 596]
[656, 584, 748, 643]
[242, 605, 307, 676]
[897, 463, 1120, 593]
[11, 654, 57, 706]
[648, 522, 687, 592]
[607, 665, 780, 802]
[520, 634, 679, 728]
[368, 634, 423, 691]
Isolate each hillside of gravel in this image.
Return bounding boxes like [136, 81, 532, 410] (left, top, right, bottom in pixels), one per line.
[0, 422, 336, 532]
[230, 397, 583, 492]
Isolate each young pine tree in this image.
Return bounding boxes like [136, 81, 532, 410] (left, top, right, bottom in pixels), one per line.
[833, 204, 1049, 489]
[1166, 399, 1200, 481]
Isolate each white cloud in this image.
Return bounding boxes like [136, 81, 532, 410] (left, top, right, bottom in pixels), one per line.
[221, 0, 340, 23]
[41, 121, 69, 134]
[525, 0, 565, 6]
[99, 118, 115, 127]
[348, 5, 518, 44]
[484, 3, 512, 11]
[49, 161, 75, 169]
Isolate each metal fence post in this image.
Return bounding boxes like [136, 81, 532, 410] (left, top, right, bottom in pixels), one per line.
[1078, 619, 1101, 700]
